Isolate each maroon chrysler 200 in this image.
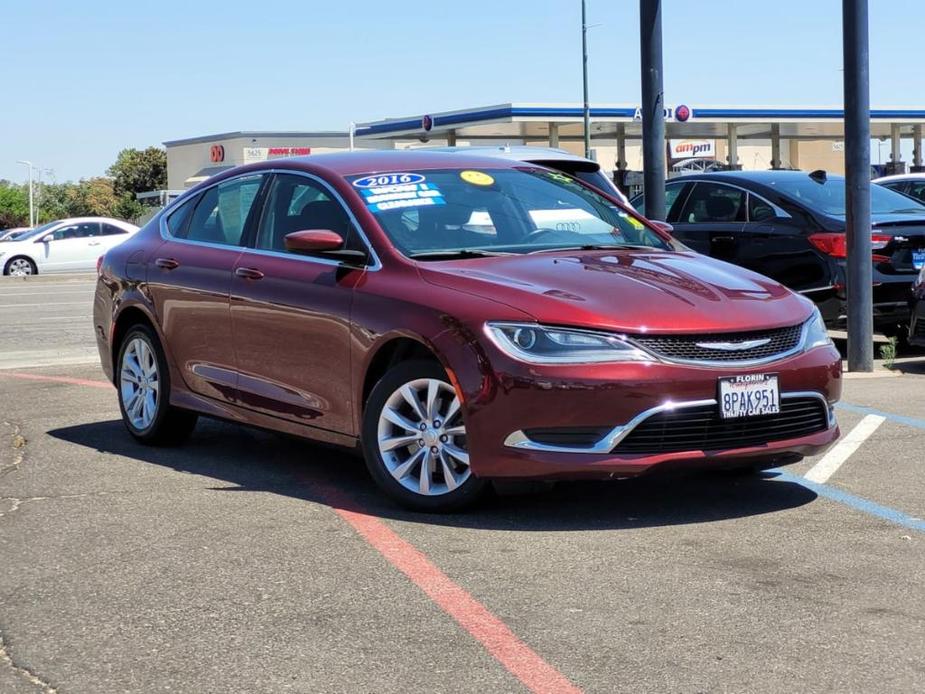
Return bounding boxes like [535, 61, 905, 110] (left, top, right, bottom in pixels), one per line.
[93, 151, 841, 511]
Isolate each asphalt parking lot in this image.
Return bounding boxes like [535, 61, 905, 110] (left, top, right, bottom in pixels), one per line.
[1, 273, 923, 694]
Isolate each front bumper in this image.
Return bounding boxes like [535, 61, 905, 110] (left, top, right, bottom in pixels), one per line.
[435, 331, 842, 480]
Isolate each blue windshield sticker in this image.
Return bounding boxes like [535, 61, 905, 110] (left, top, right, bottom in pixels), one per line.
[359, 181, 445, 212]
[353, 173, 426, 189]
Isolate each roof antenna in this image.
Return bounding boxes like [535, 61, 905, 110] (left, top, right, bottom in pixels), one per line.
[809, 169, 827, 182]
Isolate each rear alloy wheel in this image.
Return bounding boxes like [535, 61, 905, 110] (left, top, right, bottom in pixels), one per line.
[362, 360, 486, 511]
[117, 324, 198, 445]
[4, 257, 36, 276]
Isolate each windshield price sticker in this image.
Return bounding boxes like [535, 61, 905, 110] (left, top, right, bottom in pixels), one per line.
[359, 182, 445, 212]
[718, 374, 780, 420]
[353, 173, 426, 188]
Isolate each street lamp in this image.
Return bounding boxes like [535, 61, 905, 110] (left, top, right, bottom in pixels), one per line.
[16, 160, 35, 227]
[579, 1, 602, 160]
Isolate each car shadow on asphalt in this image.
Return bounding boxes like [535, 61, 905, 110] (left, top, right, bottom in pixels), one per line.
[48, 418, 818, 532]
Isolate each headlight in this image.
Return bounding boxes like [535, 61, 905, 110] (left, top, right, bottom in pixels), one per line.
[486, 322, 654, 363]
[803, 307, 833, 350]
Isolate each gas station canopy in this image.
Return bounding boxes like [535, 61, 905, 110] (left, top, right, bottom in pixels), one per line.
[356, 103, 925, 141]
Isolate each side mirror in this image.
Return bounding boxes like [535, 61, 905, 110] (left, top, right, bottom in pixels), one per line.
[284, 229, 369, 265]
[40, 234, 54, 243]
[649, 220, 674, 235]
[284, 229, 344, 253]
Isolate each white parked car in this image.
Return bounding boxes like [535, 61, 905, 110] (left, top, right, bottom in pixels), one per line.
[0, 217, 138, 276]
[0, 227, 32, 242]
[872, 173, 925, 205]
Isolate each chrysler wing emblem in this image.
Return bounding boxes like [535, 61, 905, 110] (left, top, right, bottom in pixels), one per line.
[694, 338, 771, 352]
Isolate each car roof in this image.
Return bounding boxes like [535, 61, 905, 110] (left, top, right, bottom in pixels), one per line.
[420, 145, 601, 169]
[674, 170, 845, 185]
[872, 173, 925, 183]
[232, 149, 560, 179]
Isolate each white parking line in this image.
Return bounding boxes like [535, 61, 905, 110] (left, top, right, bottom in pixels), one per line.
[804, 414, 886, 484]
[0, 301, 90, 308]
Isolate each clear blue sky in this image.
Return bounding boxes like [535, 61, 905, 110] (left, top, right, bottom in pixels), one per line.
[2, 0, 922, 183]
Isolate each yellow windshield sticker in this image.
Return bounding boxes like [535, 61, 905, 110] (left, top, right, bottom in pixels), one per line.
[460, 170, 495, 186]
[541, 172, 573, 185]
[620, 212, 645, 229]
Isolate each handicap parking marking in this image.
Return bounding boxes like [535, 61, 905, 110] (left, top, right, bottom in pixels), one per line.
[837, 402, 925, 432]
[804, 414, 886, 484]
[774, 470, 925, 534]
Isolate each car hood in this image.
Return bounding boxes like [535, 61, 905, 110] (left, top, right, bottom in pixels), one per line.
[419, 250, 812, 333]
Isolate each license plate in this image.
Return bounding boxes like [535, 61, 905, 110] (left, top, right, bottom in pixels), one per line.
[719, 374, 780, 419]
[913, 250, 925, 270]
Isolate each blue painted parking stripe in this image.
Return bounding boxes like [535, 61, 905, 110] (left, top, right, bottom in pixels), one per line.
[836, 402, 925, 432]
[773, 470, 925, 533]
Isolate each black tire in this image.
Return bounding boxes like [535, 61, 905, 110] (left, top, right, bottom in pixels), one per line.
[116, 324, 198, 445]
[3, 256, 37, 276]
[361, 360, 487, 512]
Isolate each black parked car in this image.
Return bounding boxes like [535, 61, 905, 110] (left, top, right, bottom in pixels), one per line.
[632, 170, 925, 336]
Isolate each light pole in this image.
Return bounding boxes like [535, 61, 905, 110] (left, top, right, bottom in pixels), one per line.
[581, 0, 591, 159]
[16, 160, 35, 227]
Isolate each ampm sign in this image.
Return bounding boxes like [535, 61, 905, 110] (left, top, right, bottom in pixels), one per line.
[670, 139, 716, 160]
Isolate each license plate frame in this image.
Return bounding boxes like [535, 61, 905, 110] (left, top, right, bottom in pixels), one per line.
[718, 374, 780, 420]
[912, 250, 925, 271]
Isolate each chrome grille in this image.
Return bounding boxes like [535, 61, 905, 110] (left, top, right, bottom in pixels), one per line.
[631, 323, 804, 363]
[612, 397, 828, 454]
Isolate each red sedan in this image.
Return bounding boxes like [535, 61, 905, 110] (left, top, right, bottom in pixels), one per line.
[93, 151, 841, 511]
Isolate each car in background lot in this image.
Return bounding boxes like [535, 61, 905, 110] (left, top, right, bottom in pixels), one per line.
[631, 170, 925, 337]
[423, 145, 630, 205]
[1, 217, 138, 276]
[94, 151, 841, 512]
[873, 173, 925, 205]
[0, 227, 32, 242]
[910, 262, 925, 346]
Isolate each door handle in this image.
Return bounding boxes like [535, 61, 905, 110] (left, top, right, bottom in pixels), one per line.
[155, 257, 180, 270]
[235, 266, 264, 280]
[711, 236, 736, 244]
[88, 241, 101, 246]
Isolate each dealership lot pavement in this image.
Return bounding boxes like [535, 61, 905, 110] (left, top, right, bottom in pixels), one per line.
[1, 274, 923, 693]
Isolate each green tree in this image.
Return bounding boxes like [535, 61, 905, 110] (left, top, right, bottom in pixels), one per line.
[107, 147, 167, 197]
[0, 182, 30, 228]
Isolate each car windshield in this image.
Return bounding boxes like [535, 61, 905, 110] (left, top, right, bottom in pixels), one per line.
[769, 176, 925, 216]
[348, 168, 669, 258]
[15, 221, 60, 240]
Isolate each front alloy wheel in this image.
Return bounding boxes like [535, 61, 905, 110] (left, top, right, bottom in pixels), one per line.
[378, 377, 470, 496]
[363, 361, 486, 511]
[6, 258, 35, 276]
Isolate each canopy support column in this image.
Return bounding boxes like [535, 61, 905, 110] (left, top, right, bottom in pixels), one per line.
[616, 124, 627, 171]
[912, 124, 923, 172]
[770, 124, 781, 170]
[726, 123, 740, 170]
[548, 123, 559, 148]
[446, 130, 457, 147]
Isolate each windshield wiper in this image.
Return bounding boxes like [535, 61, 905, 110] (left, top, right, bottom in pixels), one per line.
[528, 243, 662, 254]
[408, 249, 515, 260]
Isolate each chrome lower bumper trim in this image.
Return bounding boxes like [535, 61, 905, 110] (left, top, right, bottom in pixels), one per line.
[503, 391, 836, 454]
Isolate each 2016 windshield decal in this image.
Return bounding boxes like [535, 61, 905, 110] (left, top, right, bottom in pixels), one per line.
[353, 173, 426, 188]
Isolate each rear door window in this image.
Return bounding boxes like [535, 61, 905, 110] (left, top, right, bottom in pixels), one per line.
[677, 182, 746, 223]
[182, 175, 264, 246]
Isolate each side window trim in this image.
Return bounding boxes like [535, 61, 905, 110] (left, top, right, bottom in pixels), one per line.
[239, 169, 381, 270]
[666, 182, 693, 223]
[159, 173, 265, 249]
